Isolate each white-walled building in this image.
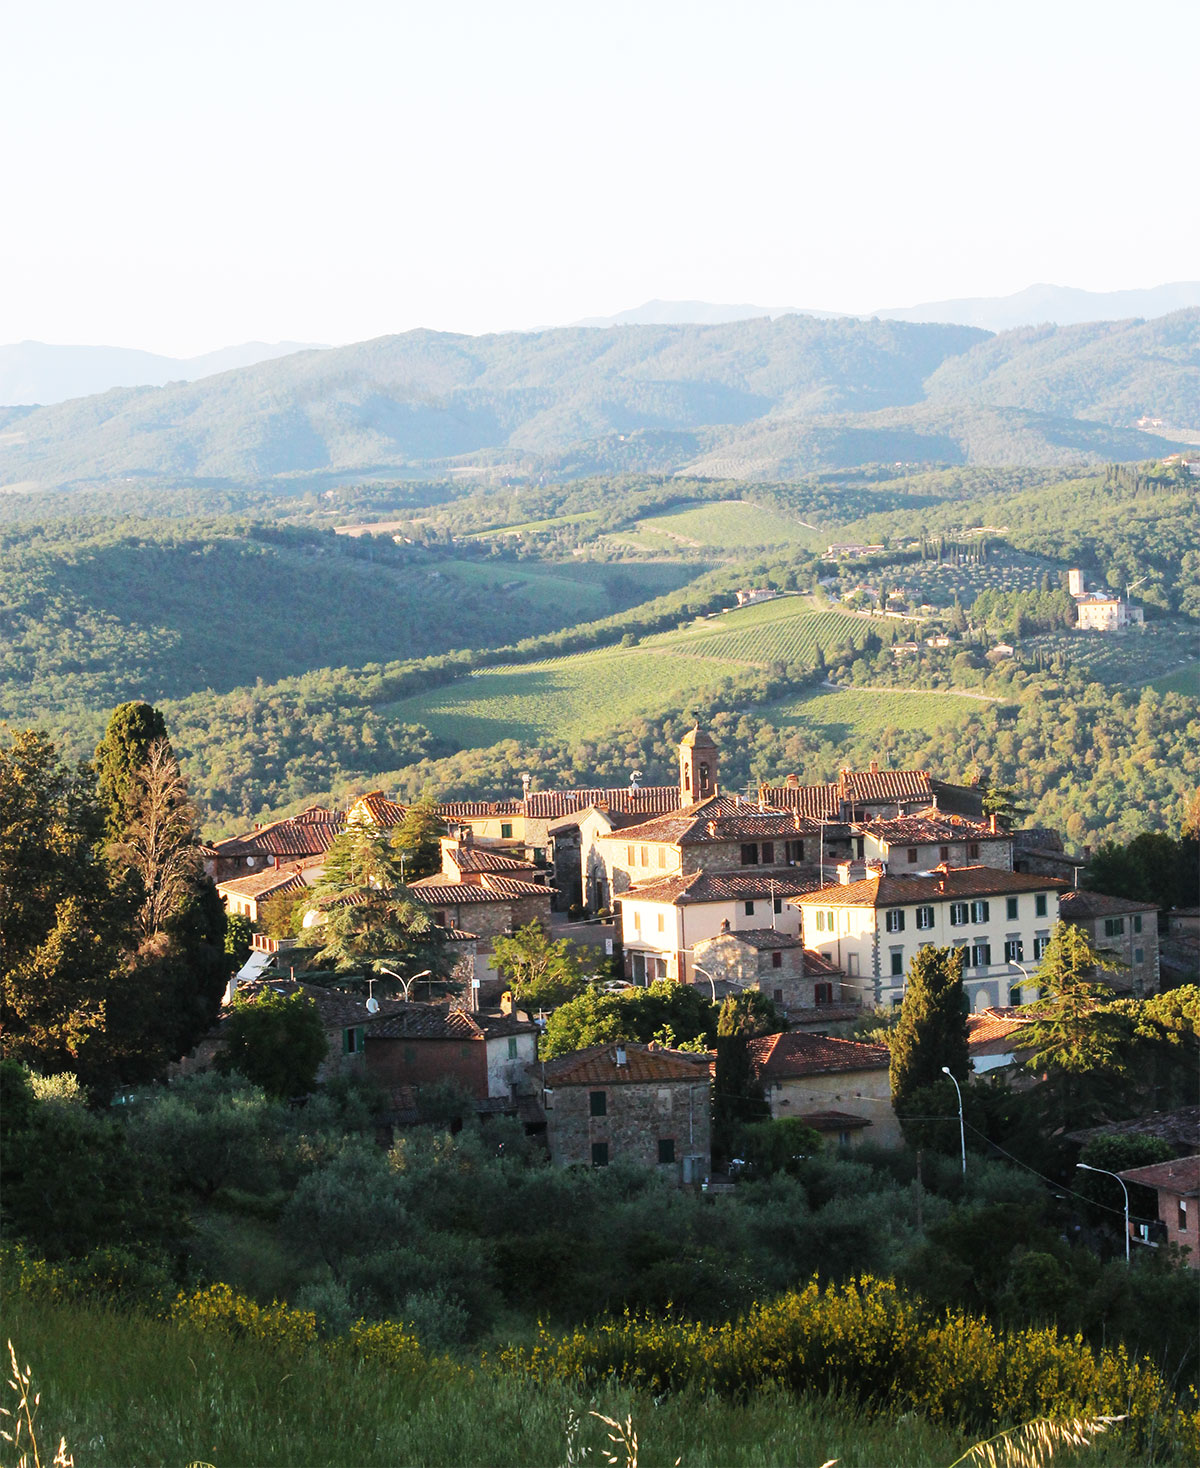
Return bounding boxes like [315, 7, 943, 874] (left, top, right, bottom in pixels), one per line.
[791, 866, 1067, 1011]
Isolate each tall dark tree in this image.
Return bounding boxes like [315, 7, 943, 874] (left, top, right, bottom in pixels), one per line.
[889, 945, 969, 1151]
[215, 989, 328, 1098]
[94, 701, 169, 844]
[391, 794, 445, 882]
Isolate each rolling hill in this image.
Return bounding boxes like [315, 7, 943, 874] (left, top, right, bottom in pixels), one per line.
[0, 311, 1193, 493]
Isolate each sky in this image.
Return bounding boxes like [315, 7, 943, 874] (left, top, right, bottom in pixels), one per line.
[2, 0, 1197, 356]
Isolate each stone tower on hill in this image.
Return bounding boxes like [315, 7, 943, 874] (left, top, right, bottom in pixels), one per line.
[678, 725, 718, 805]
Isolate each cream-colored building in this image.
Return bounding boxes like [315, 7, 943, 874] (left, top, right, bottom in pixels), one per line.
[746, 1032, 900, 1148]
[792, 866, 1067, 1011]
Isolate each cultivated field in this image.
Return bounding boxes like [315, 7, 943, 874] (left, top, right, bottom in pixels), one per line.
[770, 685, 983, 744]
[645, 596, 868, 666]
[607, 499, 820, 553]
[1025, 620, 1199, 689]
[432, 556, 699, 624]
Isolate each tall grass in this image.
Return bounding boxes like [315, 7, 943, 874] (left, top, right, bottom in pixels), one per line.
[0, 1294, 1189, 1468]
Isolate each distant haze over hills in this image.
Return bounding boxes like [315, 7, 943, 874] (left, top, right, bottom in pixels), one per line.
[0, 310, 1194, 494]
[573, 283, 1200, 334]
[0, 340, 327, 408]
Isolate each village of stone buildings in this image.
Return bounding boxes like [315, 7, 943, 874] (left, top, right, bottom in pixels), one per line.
[199, 725, 1200, 1264]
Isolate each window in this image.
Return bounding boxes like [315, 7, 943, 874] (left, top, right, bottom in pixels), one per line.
[633, 909, 641, 930]
[507, 1036, 519, 1059]
[589, 1090, 607, 1117]
[815, 910, 826, 932]
[657, 912, 665, 932]
[591, 1142, 609, 1167]
[906, 847, 918, 863]
[626, 846, 635, 865]
[640, 846, 648, 867]
[1179, 1198, 1188, 1233]
[1006, 897, 1019, 921]
[741, 842, 759, 865]
[658, 848, 667, 867]
[890, 950, 904, 977]
[744, 901, 755, 916]
[343, 1026, 363, 1055]
[761, 841, 775, 864]
[1134, 947, 1144, 964]
[534, 847, 545, 864]
[1033, 934, 1050, 960]
[814, 982, 834, 1005]
[501, 822, 513, 839]
[773, 897, 783, 914]
[916, 905, 935, 930]
[771, 950, 783, 969]
[972, 941, 992, 968]
[939, 846, 950, 862]
[657, 1138, 675, 1165]
[773, 988, 784, 1003]
[970, 899, 990, 923]
[968, 842, 980, 859]
[1004, 938, 1024, 963]
[837, 1131, 852, 1148]
[1035, 894, 1048, 917]
[1133, 914, 1143, 934]
[1104, 916, 1126, 937]
[787, 839, 805, 862]
[949, 902, 969, 927]
[885, 909, 905, 933]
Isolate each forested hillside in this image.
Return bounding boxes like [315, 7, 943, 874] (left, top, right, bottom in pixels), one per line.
[1, 311, 1193, 492]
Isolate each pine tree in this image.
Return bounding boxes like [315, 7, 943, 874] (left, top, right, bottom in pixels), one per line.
[390, 794, 445, 881]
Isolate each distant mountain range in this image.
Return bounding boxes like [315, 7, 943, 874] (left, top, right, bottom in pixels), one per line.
[0, 311, 1194, 494]
[0, 340, 326, 408]
[574, 283, 1200, 334]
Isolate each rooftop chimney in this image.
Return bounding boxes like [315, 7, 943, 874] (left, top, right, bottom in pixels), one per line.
[989, 812, 997, 834]
[869, 761, 879, 773]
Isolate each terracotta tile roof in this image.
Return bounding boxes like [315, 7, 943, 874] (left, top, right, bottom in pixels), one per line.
[438, 927, 479, 943]
[1059, 889, 1159, 918]
[801, 949, 845, 978]
[795, 1110, 873, 1131]
[624, 868, 822, 906]
[1117, 1156, 1200, 1197]
[408, 873, 551, 905]
[791, 865, 1067, 909]
[450, 848, 539, 875]
[476, 1013, 541, 1039]
[217, 867, 310, 900]
[213, 811, 345, 860]
[602, 794, 813, 847]
[366, 1003, 484, 1040]
[763, 769, 934, 817]
[747, 1031, 890, 1079]
[349, 791, 410, 826]
[442, 799, 524, 818]
[1069, 1107, 1200, 1154]
[710, 927, 804, 950]
[525, 787, 680, 820]
[539, 1041, 711, 1085]
[857, 809, 1000, 844]
[967, 1008, 1034, 1055]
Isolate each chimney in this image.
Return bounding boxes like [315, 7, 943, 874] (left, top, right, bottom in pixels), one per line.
[869, 761, 879, 774]
[989, 812, 997, 834]
[615, 1044, 627, 1067]
[930, 793, 938, 810]
[793, 809, 802, 830]
[273, 854, 280, 870]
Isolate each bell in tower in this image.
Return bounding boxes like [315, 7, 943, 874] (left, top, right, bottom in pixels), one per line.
[678, 725, 718, 805]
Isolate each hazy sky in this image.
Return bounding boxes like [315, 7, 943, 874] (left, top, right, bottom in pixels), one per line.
[3, 0, 1196, 355]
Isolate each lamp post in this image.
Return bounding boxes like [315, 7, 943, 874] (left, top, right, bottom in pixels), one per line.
[1008, 959, 1032, 1005]
[1077, 1162, 1131, 1265]
[377, 966, 432, 1003]
[941, 1065, 966, 1177]
[693, 965, 717, 1003]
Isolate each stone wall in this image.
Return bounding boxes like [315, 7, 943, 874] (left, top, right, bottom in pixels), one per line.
[365, 1035, 488, 1099]
[546, 1075, 711, 1182]
[768, 1069, 901, 1147]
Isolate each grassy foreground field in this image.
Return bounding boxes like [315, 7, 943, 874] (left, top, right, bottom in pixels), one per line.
[0, 1294, 1160, 1468]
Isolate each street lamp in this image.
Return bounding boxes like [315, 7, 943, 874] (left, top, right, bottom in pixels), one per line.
[1008, 959, 1032, 1005]
[941, 1065, 966, 1177]
[1076, 1162, 1131, 1265]
[693, 965, 718, 1003]
[377, 966, 432, 1003]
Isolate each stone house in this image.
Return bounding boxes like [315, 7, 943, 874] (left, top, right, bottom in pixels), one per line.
[1058, 888, 1160, 997]
[216, 865, 313, 923]
[759, 765, 938, 822]
[1012, 829, 1088, 885]
[745, 1032, 899, 1148]
[856, 809, 1013, 874]
[204, 806, 344, 883]
[534, 1042, 711, 1182]
[364, 1003, 490, 1097]
[791, 865, 1067, 1011]
[692, 928, 823, 1013]
[1118, 1156, 1200, 1265]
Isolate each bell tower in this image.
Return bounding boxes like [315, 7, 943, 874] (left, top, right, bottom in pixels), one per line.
[678, 725, 718, 805]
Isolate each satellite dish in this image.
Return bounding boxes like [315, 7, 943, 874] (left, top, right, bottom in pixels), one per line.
[366, 997, 380, 1014]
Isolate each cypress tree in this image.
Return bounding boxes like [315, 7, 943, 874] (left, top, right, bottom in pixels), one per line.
[94, 701, 169, 844]
[889, 946, 969, 1149]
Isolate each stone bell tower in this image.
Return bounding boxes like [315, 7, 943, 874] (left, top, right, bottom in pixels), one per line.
[678, 725, 718, 805]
